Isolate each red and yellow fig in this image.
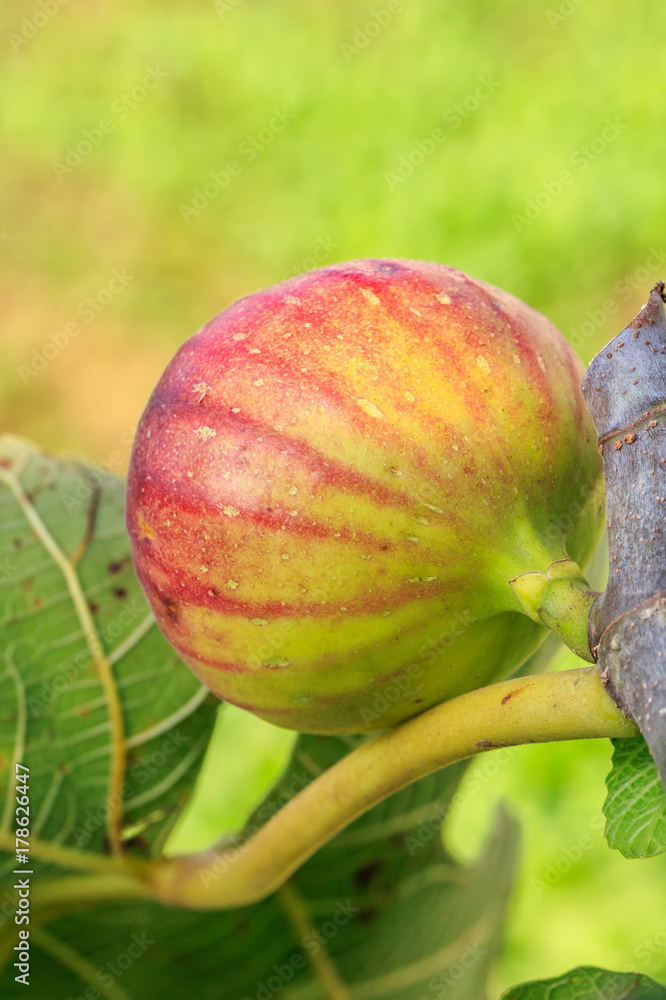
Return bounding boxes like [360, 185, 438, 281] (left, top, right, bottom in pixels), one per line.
[126, 260, 603, 734]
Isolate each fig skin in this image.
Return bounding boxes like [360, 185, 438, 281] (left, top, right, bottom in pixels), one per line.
[126, 259, 603, 734]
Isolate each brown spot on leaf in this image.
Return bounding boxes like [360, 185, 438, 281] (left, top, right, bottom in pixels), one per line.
[108, 558, 130, 575]
[354, 860, 385, 888]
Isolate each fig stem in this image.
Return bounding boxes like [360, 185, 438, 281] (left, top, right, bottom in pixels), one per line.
[0, 830, 127, 875]
[510, 558, 598, 662]
[139, 667, 636, 910]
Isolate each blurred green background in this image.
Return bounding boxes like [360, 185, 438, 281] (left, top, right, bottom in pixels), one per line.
[1, 0, 665, 993]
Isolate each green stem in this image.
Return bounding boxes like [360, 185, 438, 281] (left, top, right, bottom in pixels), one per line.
[30, 871, 154, 911]
[510, 558, 598, 661]
[143, 667, 636, 910]
[0, 831, 127, 875]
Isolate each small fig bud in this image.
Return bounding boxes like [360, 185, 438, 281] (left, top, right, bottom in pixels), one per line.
[127, 260, 604, 733]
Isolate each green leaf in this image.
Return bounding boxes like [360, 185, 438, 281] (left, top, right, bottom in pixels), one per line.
[603, 736, 666, 859]
[501, 966, 666, 999]
[0, 435, 218, 861]
[1, 732, 518, 999]
[0, 436, 519, 998]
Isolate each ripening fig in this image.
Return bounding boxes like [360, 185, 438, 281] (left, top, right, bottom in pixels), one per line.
[126, 260, 603, 734]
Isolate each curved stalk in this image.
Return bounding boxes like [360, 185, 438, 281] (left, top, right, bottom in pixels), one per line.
[30, 871, 155, 911]
[142, 667, 636, 910]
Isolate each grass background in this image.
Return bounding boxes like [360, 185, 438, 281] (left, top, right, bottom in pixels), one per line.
[1, 0, 665, 993]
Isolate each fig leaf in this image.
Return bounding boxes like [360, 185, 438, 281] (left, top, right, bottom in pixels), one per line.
[603, 736, 666, 859]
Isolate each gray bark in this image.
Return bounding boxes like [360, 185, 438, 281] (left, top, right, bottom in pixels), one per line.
[581, 282, 666, 784]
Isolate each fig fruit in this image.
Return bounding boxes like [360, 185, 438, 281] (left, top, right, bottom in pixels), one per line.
[126, 260, 603, 734]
